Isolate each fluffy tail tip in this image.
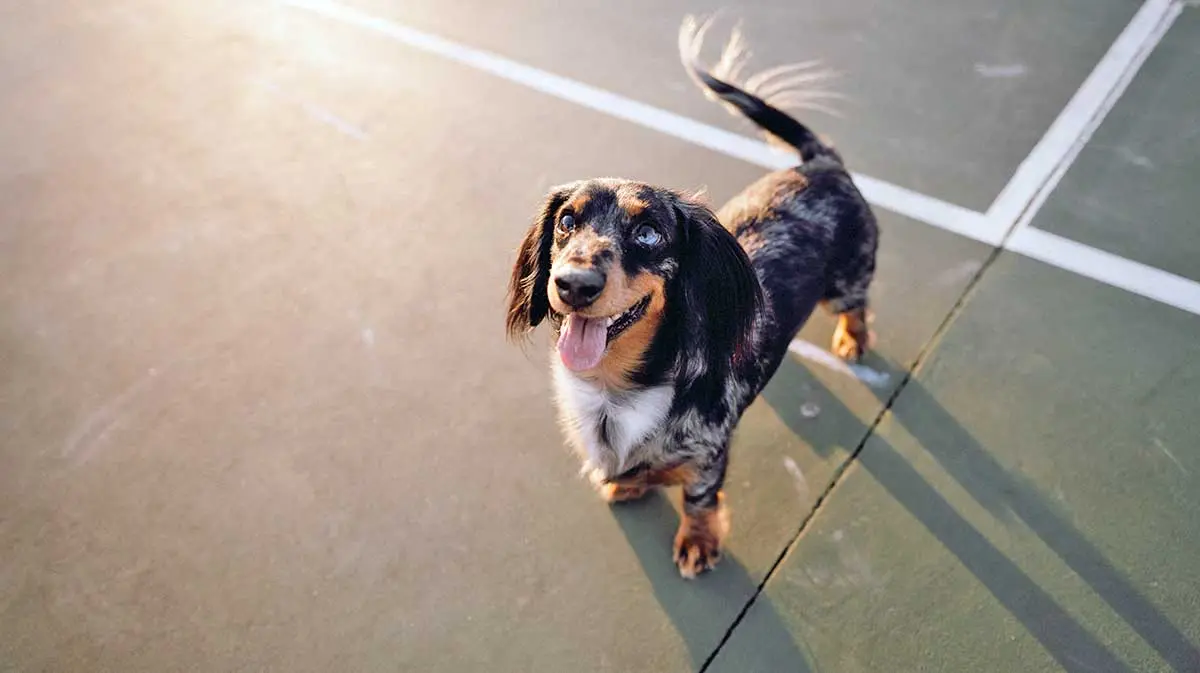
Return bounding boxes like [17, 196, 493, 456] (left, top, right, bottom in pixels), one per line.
[676, 13, 845, 120]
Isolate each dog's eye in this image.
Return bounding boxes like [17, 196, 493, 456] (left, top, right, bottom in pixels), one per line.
[556, 213, 575, 235]
[634, 224, 663, 247]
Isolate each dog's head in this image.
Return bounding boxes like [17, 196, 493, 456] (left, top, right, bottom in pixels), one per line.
[506, 178, 761, 381]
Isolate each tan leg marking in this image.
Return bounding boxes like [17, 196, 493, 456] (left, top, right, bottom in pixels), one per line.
[832, 307, 873, 361]
[595, 463, 697, 504]
[673, 492, 730, 579]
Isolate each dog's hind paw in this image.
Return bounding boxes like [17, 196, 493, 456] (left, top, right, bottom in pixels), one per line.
[832, 309, 872, 361]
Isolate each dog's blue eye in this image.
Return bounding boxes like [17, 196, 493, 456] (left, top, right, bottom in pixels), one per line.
[635, 224, 663, 246]
[557, 214, 575, 233]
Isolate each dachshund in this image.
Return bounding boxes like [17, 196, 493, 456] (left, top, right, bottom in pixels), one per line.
[505, 15, 878, 578]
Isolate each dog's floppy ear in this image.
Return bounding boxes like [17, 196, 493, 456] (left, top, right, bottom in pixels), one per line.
[672, 191, 762, 372]
[506, 184, 573, 340]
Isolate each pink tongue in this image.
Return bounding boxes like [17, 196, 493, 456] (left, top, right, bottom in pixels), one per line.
[558, 314, 607, 371]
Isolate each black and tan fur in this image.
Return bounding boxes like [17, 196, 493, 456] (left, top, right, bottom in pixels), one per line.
[505, 16, 879, 578]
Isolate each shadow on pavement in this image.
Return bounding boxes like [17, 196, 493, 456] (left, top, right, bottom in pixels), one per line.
[605, 351, 1199, 672]
[861, 358, 1200, 673]
[612, 491, 814, 672]
[763, 353, 1200, 672]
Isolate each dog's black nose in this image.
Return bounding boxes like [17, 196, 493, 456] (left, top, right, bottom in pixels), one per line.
[554, 268, 605, 308]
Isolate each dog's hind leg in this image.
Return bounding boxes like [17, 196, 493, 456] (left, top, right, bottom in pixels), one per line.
[830, 305, 872, 361]
[823, 218, 878, 361]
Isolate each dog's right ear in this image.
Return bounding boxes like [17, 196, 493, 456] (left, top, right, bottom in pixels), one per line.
[506, 184, 573, 341]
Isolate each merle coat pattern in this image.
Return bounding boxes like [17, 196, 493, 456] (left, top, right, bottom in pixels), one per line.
[505, 16, 879, 578]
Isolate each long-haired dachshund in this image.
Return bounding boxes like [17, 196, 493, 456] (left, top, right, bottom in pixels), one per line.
[505, 16, 879, 578]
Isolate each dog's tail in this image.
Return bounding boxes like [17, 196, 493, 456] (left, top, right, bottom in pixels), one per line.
[678, 15, 843, 164]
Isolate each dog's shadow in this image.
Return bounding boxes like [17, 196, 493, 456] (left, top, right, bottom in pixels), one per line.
[609, 354, 1199, 672]
[763, 354, 1198, 672]
[611, 492, 814, 671]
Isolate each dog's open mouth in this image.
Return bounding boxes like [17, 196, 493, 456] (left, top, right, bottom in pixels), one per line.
[557, 294, 652, 372]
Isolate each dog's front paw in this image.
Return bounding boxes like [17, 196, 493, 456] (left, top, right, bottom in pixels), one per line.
[674, 530, 721, 579]
[673, 499, 729, 579]
[588, 468, 650, 504]
[599, 481, 649, 503]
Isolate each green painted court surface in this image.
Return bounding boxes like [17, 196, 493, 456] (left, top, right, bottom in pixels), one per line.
[1, 1, 1197, 671]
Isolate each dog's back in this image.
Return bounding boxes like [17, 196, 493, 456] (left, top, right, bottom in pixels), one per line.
[679, 15, 879, 377]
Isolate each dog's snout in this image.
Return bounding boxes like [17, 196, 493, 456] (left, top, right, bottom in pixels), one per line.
[554, 268, 606, 308]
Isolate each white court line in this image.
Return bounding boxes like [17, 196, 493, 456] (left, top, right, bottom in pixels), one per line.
[283, 0, 1200, 319]
[983, 0, 1182, 238]
[263, 80, 369, 140]
[1007, 228, 1200, 316]
[787, 339, 892, 388]
[282, 0, 992, 244]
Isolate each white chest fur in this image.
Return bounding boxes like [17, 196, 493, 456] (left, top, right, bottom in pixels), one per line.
[551, 360, 674, 477]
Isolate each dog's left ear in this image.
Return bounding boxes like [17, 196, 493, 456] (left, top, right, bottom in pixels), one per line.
[672, 191, 763, 370]
[506, 184, 574, 341]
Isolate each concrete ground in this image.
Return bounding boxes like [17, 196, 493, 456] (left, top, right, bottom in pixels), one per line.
[1, 1, 1197, 671]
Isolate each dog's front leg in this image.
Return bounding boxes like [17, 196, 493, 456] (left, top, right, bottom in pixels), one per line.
[673, 447, 731, 579]
[594, 462, 697, 504]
